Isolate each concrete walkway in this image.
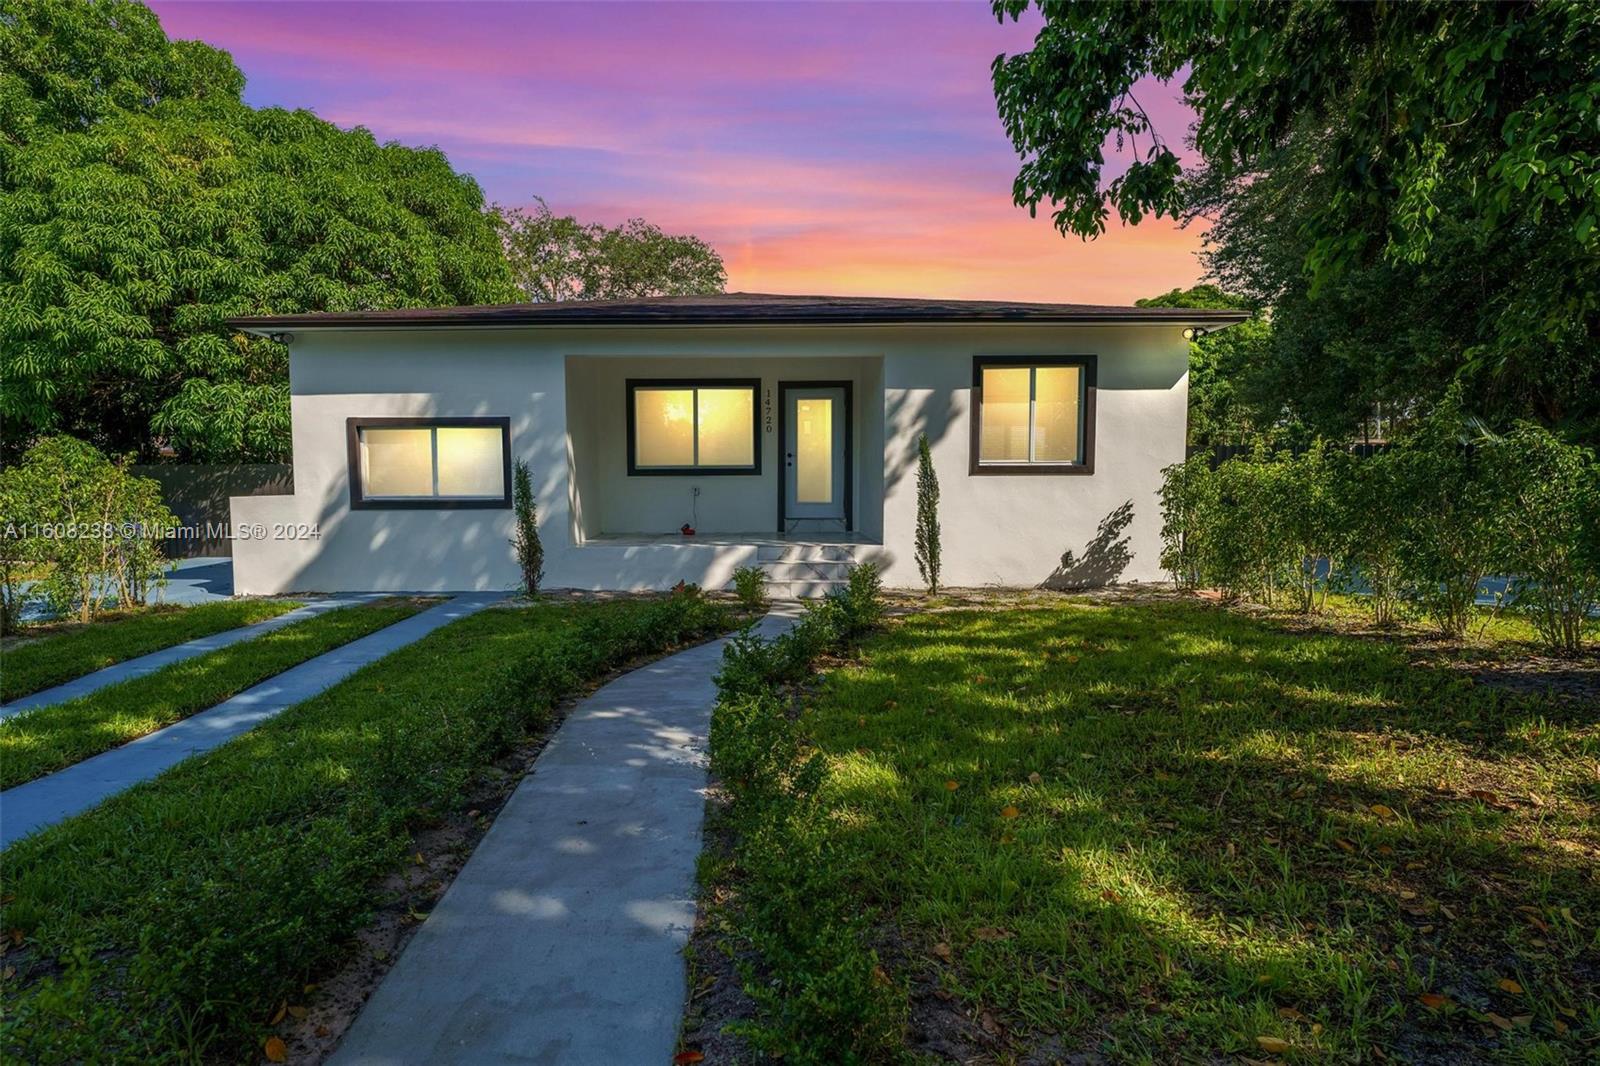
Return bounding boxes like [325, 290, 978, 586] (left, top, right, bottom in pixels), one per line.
[0, 596, 376, 719]
[0, 594, 502, 849]
[330, 606, 802, 1066]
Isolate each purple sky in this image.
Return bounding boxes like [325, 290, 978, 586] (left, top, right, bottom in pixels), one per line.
[151, 1, 1205, 303]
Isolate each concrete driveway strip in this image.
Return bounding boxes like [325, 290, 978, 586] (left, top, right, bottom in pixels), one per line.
[0, 594, 502, 849]
[329, 605, 803, 1066]
[0, 596, 380, 720]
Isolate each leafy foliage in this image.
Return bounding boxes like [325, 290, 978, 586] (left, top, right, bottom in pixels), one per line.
[1157, 396, 1597, 649]
[495, 197, 726, 302]
[993, 2, 1600, 442]
[1, 0, 516, 462]
[1489, 424, 1600, 653]
[510, 459, 544, 596]
[731, 564, 768, 613]
[0, 435, 176, 627]
[914, 432, 941, 593]
[1136, 286, 1274, 448]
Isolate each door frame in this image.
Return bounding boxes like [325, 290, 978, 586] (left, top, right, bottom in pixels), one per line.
[776, 380, 853, 533]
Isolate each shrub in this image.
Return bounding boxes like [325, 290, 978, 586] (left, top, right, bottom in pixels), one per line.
[1390, 393, 1510, 638]
[1157, 454, 1217, 589]
[914, 432, 941, 593]
[1490, 424, 1600, 653]
[0, 436, 176, 625]
[1206, 452, 1294, 603]
[1276, 444, 1349, 613]
[707, 565, 900, 1060]
[731, 564, 768, 612]
[510, 458, 544, 596]
[1333, 450, 1410, 625]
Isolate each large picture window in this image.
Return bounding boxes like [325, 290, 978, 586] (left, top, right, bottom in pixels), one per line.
[970, 356, 1095, 474]
[626, 379, 761, 475]
[346, 417, 512, 509]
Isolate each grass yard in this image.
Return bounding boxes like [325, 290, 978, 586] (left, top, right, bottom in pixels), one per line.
[0, 597, 431, 788]
[0, 592, 730, 1063]
[0, 598, 301, 702]
[710, 598, 1598, 1063]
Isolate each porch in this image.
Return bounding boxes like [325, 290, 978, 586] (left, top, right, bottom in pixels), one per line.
[563, 354, 886, 551]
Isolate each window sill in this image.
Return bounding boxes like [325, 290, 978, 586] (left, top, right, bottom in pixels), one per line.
[969, 462, 1094, 476]
[350, 498, 512, 510]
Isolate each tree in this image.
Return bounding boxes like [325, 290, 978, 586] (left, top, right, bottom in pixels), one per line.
[914, 433, 941, 594]
[496, 198, 726, 302]
[1, 0, 517, 463]
[510, 459, 544, 597]
[1136, 285, 1272, 448]
[992, 1, 1600, 441]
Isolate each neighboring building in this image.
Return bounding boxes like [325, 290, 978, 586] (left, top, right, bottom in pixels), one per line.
[225, 293, 1247, 596]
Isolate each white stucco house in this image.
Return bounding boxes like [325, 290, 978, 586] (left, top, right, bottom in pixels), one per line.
[225, 293, 1246, 596]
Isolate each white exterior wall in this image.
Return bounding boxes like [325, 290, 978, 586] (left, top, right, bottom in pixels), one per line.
[230, 323, 1188, 594]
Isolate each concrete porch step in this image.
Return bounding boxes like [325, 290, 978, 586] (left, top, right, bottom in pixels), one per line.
[760, 559, 852, 582]
[762, 578, 848, 601]
[754, 543, 859, 563]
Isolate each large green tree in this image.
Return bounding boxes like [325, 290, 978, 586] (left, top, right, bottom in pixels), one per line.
[1135, 285, 1272, 449]
[992, 1, 1600, 440]
[1, 0, 516, 462]
[495, 198, 726, 302]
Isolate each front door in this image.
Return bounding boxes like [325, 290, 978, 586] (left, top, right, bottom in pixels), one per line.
[782, 385, 849, 528]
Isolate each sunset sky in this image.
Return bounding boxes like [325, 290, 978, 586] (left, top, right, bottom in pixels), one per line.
[150, 1, 1206, 304]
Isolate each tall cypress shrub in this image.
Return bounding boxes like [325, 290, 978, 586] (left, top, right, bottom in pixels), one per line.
[511, 459, 544, 596]
[914, 433, 941, 593]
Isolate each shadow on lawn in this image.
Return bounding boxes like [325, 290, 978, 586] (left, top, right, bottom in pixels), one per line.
[810, 600, 1597, 1061]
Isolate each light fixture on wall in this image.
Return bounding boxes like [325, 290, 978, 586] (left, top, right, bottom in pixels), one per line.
[1182, 327, 1209, 341]
[267, 332, 296, 344]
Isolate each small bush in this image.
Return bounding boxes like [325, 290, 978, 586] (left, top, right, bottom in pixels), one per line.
[1157, 454, 1217, 589]
[1491, 423, 1600, 653]
[731, 564, 768, 612]
[914, 433, 941, 593]
[0, 436, 176, 628]
[510, 458, 544, 596]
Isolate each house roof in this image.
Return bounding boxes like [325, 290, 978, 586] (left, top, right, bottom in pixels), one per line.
[225, 292, 1252, 332]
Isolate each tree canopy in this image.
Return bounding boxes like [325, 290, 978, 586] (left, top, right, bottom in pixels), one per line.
[496, 198, 726, 303]
[993, 1, 1600, 441]
[1, 0, 517, 462]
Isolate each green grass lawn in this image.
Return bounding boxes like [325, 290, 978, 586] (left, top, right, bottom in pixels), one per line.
[0, 593, 730, 1063]
[0, 597, 431, 789]
[1, 599, 300, 702]
[718, 598, 1598, 1062]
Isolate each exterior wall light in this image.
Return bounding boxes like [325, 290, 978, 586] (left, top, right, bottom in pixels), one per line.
[1182, 327, 1209, 341]
[267, 332, 296, 344]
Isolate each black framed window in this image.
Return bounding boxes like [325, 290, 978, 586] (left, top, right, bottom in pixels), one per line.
[970, 356, 1096, 475]
[626, 378, 761, 475]
[346, 417, 512, 509]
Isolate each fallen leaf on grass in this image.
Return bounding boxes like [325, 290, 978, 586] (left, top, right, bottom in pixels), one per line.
[1370, 803, 1398, 820]
[1000, 805, 1020, 819]
[264, 1037, 288, 1063]
[1334, 838, 1357, 854]
[1418, 992, 1451, 1010]
[1027, 772, 1043, 786]
[287, 1005, 308, 1020]
[1497, 978, 1523, 995]
[945, 780, 960, 791]
[1553, 1019, 1570, 1035]
[979, 1010, 1002, 1035]
[1277, 1007, 1304, 1021]
[973, 926, 1013, 942]
[1256, 1035, 1291, 1053]
[1484, 1012, 1514, 1031]
[933, 942, 953, 962]
[673, 1052, 705, 1065]
[270, 1002, 287, 1025]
